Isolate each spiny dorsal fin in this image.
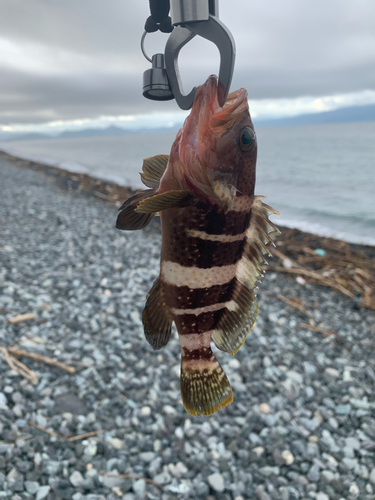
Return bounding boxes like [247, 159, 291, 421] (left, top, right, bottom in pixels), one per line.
[135, 190, 192, 213]
[212, 198, 280, 355]
[143, 277, 173, 350]
[116, 189, 157, 230]
[141, 154, 169, 188]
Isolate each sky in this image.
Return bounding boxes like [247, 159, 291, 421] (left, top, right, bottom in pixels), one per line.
[1, 0, 375, 134]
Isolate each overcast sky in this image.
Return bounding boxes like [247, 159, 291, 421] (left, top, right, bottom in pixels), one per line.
[1, 0, 375, 132]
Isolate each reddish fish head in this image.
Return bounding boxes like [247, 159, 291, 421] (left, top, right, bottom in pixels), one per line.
[177, 75, 257, 211]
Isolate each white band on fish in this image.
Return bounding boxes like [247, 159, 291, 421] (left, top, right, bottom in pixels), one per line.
[161, 261, 237, 288]
[171, 300, 238, 316]
[187, 229, 246, 242]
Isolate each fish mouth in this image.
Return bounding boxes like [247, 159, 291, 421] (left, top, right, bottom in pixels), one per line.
[190, 75, 248, 130]
[192, 75, 248, 131]
[211, 87, 249, 132]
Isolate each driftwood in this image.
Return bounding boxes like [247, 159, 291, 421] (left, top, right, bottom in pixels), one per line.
[0, 347, 38, 385]
[8, 347, 76, 374]
[0, 345, 76, 386]
[276, 294, 314, 318]
[299, 322, 340, 340]
[270, 228, 375, 310]
[27, 420, 105, 442]
[7, 313, 36, 324]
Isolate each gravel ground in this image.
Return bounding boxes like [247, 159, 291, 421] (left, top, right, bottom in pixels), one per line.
[1, 155, 375, 500]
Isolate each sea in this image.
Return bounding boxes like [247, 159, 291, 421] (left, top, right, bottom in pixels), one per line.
[1, 121, 374, 245]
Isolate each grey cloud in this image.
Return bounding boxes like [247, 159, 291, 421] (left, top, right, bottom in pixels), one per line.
[0, 66, 177, 124]
[0, 0, 374, 125]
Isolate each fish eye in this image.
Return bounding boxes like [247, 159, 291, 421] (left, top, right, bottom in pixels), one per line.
[239, 127, 255, 151]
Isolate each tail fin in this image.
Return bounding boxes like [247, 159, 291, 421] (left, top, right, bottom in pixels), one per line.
[180, 349, 233, 416]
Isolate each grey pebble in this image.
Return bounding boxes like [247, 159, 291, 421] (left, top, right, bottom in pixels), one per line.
[335, 404, 351, 415]
[207, 472, 225, 492]
[6, 468, 23, 492]
[256, 485, 271, 500]
[259, 466, 280, 477]
[69, 471, 85, 487]
[36, 486, 51, 500]
[320, 470, 336, 483]
[1, 156, 375, 500]
[139, 451, 155, 462]
[0, 393, 8, 408]
[132, 478, 146, 499]
[307, 464, 320, 482]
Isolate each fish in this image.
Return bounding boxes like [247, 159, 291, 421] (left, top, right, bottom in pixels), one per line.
[116, 75, 280, 416]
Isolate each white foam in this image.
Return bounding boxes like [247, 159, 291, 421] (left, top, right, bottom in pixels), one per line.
[278, 217, 375, 246]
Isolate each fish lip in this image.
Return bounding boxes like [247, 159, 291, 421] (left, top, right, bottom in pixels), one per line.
[222, 88, 248, 112]
[211, 87, 248, 131]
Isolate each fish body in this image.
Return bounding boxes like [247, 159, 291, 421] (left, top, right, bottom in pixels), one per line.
[117, 76, 279, 416]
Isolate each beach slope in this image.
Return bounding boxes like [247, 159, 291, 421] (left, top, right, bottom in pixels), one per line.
[1, 153, 375, 499]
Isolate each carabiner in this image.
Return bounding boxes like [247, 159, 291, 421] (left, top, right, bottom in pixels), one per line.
[164, 13, 236, 110]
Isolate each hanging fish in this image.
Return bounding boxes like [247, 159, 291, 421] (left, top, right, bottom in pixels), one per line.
[116, 76, 280, 416]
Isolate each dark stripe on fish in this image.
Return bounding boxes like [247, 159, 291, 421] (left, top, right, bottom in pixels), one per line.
[186, 208, 251, 236]
[181, 348, 213, 361]
[163, 279, 235, 310]
[174, 310, 223, 335]
[195, 238, 244, 268]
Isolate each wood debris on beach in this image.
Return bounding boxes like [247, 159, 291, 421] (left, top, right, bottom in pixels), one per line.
[270, 228, 375, 310]
[0, 151, 135, 207]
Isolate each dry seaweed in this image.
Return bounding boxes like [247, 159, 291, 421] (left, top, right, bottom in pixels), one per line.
[270, 228, 375, 310]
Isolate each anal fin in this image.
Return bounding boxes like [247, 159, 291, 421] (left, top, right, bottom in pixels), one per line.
[143, 277, 173, 350]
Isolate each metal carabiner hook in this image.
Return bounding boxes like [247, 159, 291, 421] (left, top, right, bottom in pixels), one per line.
[164, 14, 236, 110]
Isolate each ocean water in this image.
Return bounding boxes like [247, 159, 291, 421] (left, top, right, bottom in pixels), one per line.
[1, 121, 374, 245]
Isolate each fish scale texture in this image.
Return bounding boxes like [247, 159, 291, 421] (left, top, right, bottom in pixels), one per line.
[1, 155, 375, 500]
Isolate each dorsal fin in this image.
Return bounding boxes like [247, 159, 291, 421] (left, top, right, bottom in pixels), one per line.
[143, 277, 173, 350]
[141, 154, 169, 188]
[212, 198, 280, 354]
[212, 279, 259, 355]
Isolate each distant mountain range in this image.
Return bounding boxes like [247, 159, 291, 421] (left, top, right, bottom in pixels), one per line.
[254, 103, 375, 127]
[0, 124, 181, 142]
[1, 104, 374, 142]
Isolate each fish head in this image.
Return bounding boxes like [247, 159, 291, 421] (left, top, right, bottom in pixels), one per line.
[178, 75, 257, 212]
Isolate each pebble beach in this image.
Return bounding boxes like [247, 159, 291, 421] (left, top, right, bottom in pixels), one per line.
[1, 152, 375, 500]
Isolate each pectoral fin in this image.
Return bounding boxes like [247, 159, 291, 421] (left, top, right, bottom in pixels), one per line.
[136, 190, 192, 213]
[116, 189, 157, 230]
